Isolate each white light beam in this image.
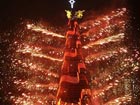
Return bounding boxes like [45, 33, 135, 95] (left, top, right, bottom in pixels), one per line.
[69, 0, 75, 9]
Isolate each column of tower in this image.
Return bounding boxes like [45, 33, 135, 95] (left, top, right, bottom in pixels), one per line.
[57, 20, 90, 105]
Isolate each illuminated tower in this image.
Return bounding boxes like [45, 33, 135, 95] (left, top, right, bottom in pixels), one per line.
[56, 9, 91, 104]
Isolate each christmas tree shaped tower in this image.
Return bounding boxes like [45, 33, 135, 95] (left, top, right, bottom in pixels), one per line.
[57, 11, 91, 105]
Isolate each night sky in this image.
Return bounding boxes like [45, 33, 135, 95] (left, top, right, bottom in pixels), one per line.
[0, 0, 137, 26]
[0, 0, 124, 18]
[0, 0, 139, 28]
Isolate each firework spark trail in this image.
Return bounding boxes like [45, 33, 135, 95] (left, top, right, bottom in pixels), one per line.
[16, 45, 63, 62]
[27, 24, 65, 38]
[18, 44, 42, 53]
[80, 8, 127, 48]
[30, 53, 62, 62]
[83, 33, 125, 49]
[44, 45, 63, 51]
[12, 93, 56, 105]
[16, 43, 64, 57]
[81, 20, 125, 37]
[80, 8, 126, 28]
[94, 21, 124, 34]
[12, 60, 59, 78]
[14, 80, 58, 90]
[85, 47, 127, 63]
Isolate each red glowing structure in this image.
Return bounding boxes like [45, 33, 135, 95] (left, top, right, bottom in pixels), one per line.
[56, 17, 91, 104]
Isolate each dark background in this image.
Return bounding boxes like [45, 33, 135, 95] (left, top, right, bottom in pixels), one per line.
[0, 0, 139, 27]
[0, 0, 139, 35]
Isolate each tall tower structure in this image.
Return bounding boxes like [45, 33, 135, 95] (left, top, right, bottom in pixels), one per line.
[56, 7, 91, 104]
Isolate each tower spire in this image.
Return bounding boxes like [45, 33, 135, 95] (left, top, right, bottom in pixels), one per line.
[56, 1, 91, 104]
[69, 0, 76, 9]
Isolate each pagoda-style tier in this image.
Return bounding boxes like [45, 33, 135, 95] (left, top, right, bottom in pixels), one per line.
[57, 20, 91, 104]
